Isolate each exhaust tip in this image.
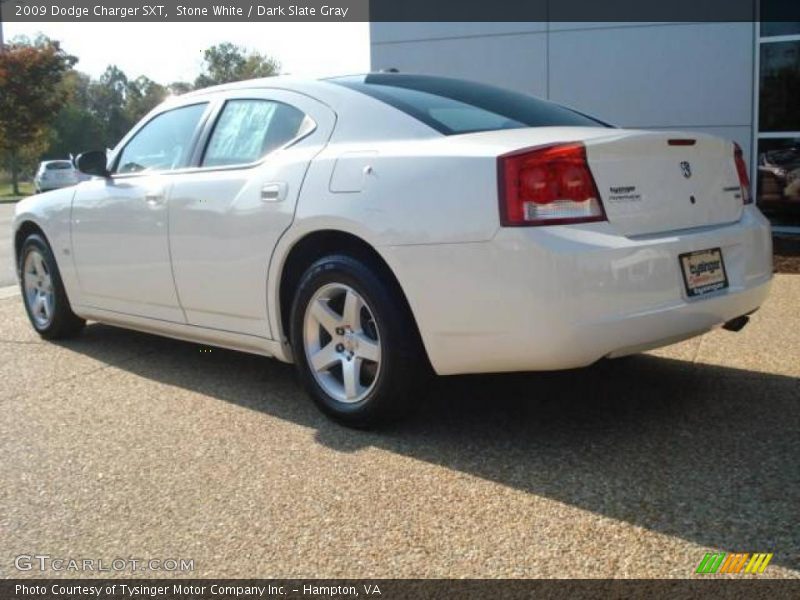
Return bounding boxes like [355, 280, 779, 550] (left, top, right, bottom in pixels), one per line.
[722, 315, 750, 333]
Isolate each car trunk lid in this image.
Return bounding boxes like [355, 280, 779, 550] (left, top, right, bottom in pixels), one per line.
[584, 130, 744, 236]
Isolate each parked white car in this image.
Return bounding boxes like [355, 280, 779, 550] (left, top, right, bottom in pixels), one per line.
[33, 160, 79, 193]
[13, 74, 772, 426]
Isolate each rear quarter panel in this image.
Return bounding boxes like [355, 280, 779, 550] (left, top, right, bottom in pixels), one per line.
[269, 138, 501, 349]
[294, 140, 501, 245]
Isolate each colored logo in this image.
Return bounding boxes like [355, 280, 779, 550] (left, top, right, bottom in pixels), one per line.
[696, 553, 773, 574]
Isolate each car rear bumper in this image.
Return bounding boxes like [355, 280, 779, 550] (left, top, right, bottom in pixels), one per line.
[383, 206, 773, 375]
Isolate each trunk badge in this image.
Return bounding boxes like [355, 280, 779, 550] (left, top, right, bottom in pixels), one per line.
[680, 161, 692, 179]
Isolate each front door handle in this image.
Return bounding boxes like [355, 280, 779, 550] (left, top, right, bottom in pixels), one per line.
[144, 191, 165, 205]
[261, 182, 288, 202]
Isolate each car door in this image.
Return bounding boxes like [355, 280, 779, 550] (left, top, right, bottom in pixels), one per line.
[71, 102, 211, 322]
[167, 90, 335, 338]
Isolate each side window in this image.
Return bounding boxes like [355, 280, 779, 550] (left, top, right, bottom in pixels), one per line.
[202, 99, 309, 168]
[115, 103, 208, 174]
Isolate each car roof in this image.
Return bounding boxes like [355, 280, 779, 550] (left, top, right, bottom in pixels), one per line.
[181, 74, 351, 100]
[170, 74, 439, 143]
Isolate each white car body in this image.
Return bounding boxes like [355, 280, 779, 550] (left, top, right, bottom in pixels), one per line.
[13, 75, 772, 377]
[33, 160, 79, 193]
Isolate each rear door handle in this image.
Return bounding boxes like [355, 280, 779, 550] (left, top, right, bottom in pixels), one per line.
[261, 182, 288, 202]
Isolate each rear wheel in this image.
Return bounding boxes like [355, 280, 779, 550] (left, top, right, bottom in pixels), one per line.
[19, 234, 85, 339]
[290, 254, 423, 428]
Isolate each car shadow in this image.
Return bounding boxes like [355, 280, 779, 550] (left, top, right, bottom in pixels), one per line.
[58, 323, 799, 571]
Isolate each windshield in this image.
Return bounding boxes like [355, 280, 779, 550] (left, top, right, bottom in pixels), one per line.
[329, 74, 611, 135]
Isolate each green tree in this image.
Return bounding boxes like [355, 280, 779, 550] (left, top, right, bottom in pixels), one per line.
[89, 65, 130, 147]
[80, 68, 169, 150]
[168, 81, 194, 96]
[46, 70, 105, 160]
[194, 42, 279, 88]
[46, 69, 168, 158]
[0, 36, 76, 194]
[124, 75, 168, 125]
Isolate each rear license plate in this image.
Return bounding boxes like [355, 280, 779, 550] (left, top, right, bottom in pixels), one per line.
[679, 248, 728, 298]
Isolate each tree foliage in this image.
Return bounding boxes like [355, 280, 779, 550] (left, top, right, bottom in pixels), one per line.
[1, 37, 280, 192]
[0, 36, 77, 194]
[194, 42, 280, 88]
[46, 70, 105, 160]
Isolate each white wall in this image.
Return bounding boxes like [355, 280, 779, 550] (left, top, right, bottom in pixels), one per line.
[370, 22, 755, 162]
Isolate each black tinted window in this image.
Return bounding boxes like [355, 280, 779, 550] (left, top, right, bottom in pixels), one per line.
[759, 41, 800, 132]
[46, 162, 73, 170]
[330, 74, 609, 135]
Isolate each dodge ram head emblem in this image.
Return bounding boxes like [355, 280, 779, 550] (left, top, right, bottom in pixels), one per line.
[680, 161, 692, 179]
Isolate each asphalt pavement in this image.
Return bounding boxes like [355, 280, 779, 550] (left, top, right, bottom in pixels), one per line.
[0, 273, 798, 579]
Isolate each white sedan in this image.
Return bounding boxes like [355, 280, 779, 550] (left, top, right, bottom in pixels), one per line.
[13, 74, 772, 427]
[33, 160, 79, 193]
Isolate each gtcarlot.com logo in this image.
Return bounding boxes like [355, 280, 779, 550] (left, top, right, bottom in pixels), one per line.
[14, 554, 194, 573]
[696, 552, 773, 574]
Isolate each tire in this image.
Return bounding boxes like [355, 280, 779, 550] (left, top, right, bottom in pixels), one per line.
[290, 254, 424, 428]
[19, 233, 85, 339]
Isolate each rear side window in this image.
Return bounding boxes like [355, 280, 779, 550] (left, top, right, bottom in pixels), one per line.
[115, 103, 208, 174]
[202, 99, 309, 167]
[330, 74, 610, 135]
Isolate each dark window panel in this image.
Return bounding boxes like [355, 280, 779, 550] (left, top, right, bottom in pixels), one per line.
[760, 22, 800, 37]
[757, 137, 800, 222]
[759, 41, 800, 132]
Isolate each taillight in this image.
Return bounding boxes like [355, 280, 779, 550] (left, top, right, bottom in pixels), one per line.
[733, 142, 752, 205]
[498, 142, 606, 226]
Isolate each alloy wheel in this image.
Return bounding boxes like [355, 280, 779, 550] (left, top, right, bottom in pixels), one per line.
[23, 249, 55, 328]
[302, 283, 382, 403]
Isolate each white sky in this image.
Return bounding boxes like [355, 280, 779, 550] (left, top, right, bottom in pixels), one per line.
[4, 22, 371, 83]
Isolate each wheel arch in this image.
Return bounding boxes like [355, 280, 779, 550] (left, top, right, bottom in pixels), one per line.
[13, 210, 82, 311]
[14, 220, 49, 272]
[272, 228, 429, 367]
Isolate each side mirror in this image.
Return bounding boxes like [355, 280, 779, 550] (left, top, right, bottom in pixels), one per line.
[75, 151, 110, 178]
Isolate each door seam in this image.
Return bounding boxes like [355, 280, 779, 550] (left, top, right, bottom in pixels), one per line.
[164, 183, 190, 323]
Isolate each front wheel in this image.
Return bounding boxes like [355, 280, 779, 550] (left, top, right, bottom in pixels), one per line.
[19, 233, 85, 339]
[290, 254, 423, 428]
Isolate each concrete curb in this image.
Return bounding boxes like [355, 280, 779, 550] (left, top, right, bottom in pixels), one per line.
[0, 285, 20, 299]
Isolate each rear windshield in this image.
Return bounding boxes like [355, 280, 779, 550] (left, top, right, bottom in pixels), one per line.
[330, 74, 610, 135]
[46, 161, 73, 170]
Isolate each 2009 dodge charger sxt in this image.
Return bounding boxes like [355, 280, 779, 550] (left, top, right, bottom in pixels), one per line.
[13, 73, 773, 427]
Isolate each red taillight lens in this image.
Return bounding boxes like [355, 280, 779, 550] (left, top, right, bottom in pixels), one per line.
[498, 142, 606, 226]
[733, 142, 752, 205]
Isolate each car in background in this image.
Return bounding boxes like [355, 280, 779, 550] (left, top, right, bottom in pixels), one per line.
[34, 160, 79, 193]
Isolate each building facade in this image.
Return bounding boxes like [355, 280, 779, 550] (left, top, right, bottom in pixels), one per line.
[370, 22, 800, 219]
